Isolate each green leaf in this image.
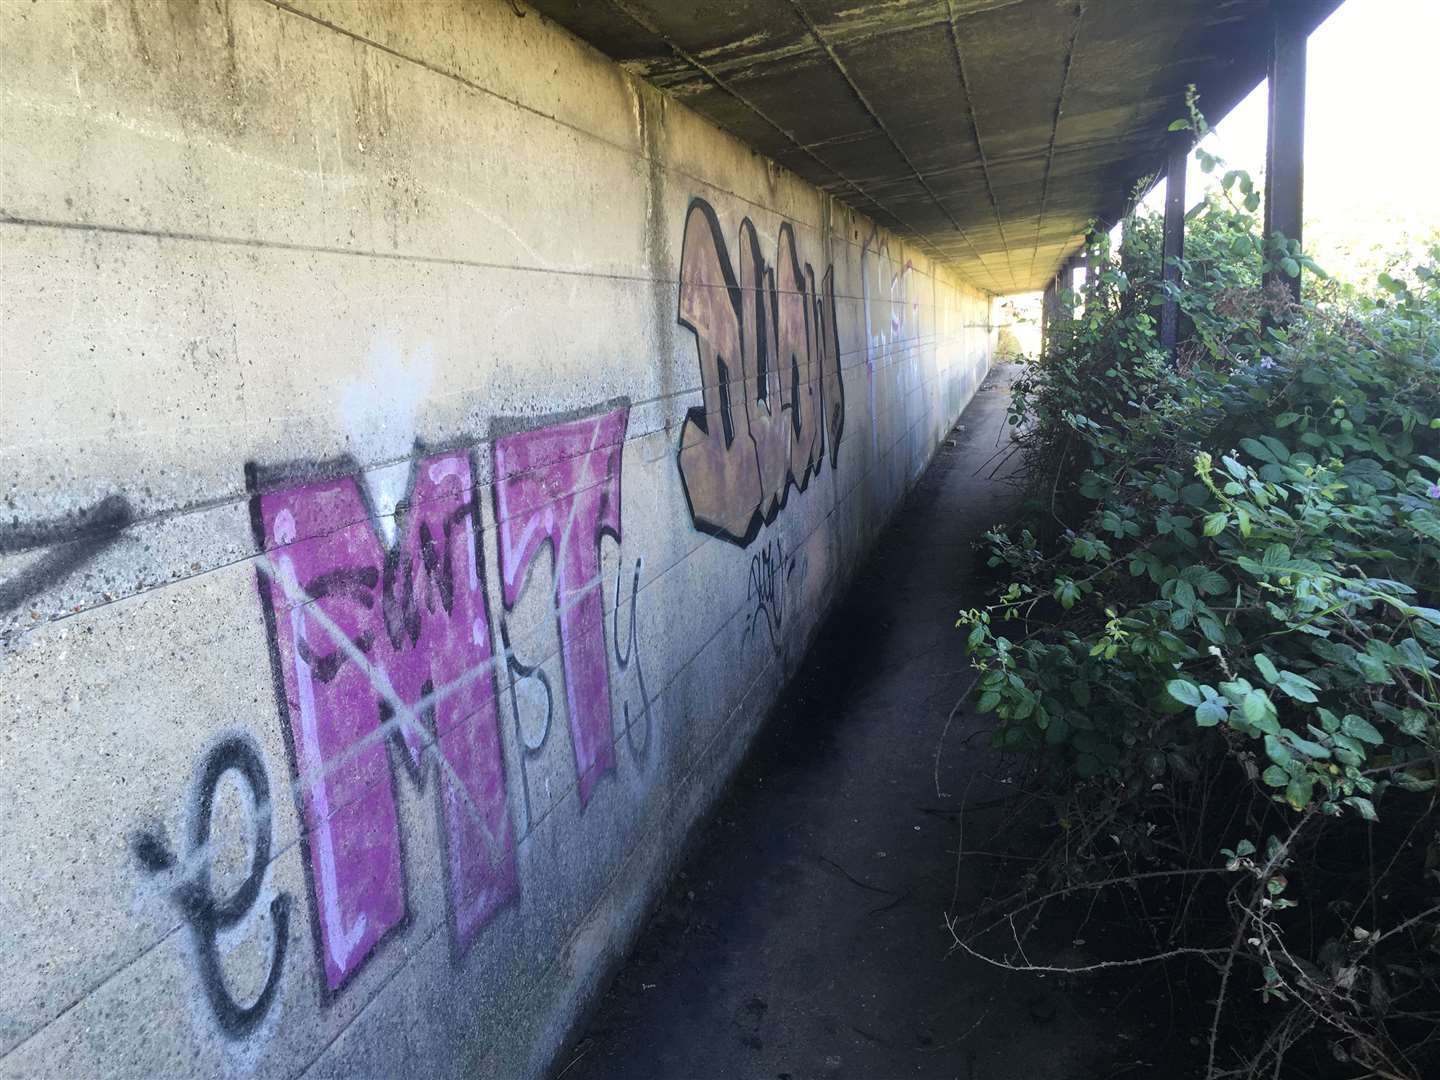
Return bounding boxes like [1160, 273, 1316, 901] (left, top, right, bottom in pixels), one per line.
[1202, 512, 1229, 537]
[977, 690, 1002, 714]
[1285, 776, 1314, 811]
[1409, 606, 1440, 627]
[1254, 654, 1280, 684]
[1275, 670, 1320, 703]
[1167, 679, 1204, 707]
[1340, 714, 1383, 746]
[1218, 680, 1252, 705]
[1239, 437, 1277, 463]
[1343, 796, 1378, 822]
[1262, 766, 1289, 788]
[1186, 567, 1228, 595]
[1353, 651, 1394, 685]
[1264, 734, 1293, 768]
[1283, 731, 1331, 759]
[1195, 699, 1228, 727]
[1242, 689, 1272, 726]
[1173, 579, 1198, 609]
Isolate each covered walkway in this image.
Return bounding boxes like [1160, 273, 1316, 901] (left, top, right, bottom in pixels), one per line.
[563, 368, 1152, 1079]
[0, 3, 1340, 1075]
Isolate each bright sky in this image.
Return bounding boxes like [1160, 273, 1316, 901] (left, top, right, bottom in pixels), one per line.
[1136, 0, 1440, 280]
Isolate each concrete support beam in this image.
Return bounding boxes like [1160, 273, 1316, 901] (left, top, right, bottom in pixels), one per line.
[1041, 279, 1060, 348]
[1263, 5, 1307, 302]
[1159, 133, 1188, 355]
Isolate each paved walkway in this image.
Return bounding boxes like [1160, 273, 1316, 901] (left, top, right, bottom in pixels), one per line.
[562, 366, 1118, 1080]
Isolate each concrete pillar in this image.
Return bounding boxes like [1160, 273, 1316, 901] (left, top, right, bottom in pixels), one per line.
[1263, 5, 1306, 302]
[1041, 279, 1059, 347]
[1159, 132, 1188, 355]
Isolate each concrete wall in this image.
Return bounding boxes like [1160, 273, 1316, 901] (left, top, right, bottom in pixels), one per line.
[0, 2, 992, 1076]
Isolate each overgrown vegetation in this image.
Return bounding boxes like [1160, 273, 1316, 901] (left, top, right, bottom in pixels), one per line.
[955, 131, 1440, 1077]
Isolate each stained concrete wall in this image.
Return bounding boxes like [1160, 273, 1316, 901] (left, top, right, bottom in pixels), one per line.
[0, 2, 993, 1077]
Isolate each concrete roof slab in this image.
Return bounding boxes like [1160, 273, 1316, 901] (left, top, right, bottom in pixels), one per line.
[530, 0, 1341, 291]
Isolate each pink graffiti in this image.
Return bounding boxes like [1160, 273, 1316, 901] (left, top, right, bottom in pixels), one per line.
[253, 406, 629, 992]
[494, 407, 627, 806]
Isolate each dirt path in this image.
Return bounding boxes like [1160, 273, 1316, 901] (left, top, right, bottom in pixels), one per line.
[558, 366, 1129, 1080]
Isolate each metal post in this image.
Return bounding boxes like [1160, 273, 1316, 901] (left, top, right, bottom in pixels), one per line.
[1159, 131, 1188, 356]
[1263, 5, 1306, 303]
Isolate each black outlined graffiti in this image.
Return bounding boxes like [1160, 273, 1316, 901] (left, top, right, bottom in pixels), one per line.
[0, 494, 134, 616]
[501, 618, 556, 834]
[133, 734, 291, 1038]
[675, 199, 845, 547]
[249, 446, 517, 994]
[245, 404, 631, 993]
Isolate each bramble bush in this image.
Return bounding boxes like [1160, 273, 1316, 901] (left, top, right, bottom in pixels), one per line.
[956, 137, 1439, 1077]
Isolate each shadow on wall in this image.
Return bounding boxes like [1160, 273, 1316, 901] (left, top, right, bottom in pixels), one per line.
[112, 196, 850, 1050]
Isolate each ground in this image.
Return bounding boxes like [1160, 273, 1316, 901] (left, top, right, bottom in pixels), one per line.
[555, 367, 1182, 1079]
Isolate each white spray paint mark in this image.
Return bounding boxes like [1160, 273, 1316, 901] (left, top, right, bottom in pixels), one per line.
[277, 551, 368, 974]
[340, 339, 434, 547]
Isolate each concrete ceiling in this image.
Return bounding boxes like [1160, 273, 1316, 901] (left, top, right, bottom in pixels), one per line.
[529, 0, 1340, 294]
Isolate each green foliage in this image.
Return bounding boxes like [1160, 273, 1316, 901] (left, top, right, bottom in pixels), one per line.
[969, 233, 1439, 815]
[959, 153, 1440, 1073]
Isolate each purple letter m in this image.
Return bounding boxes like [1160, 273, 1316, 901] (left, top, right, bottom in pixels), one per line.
[255, 451, 517, 992]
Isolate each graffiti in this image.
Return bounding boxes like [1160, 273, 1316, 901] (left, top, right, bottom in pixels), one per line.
[251, 449, 515, 993]
[861, 228, 919, 457]
[501, 617, 555, 834]
[675, 199, 845, 547]
[0, 494, 134, 616]
[742, 536, 797, 654]
[612, 557, 653, 759]
[133, 734, 291, 1038]
[493, 408, 627, 807]
[246, 404, 633, 994]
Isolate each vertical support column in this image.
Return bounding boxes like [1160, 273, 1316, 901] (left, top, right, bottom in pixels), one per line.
[1263, 4, 1306, 302]
[1159, 131, 1188, 356]
[1041, 277, 1060, 349]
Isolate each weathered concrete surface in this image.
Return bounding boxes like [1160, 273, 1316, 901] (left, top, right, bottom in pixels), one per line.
[0, 2, 991, 1077]
[560, 365, 1103, 1079]
[528, 0, 1342, 294]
